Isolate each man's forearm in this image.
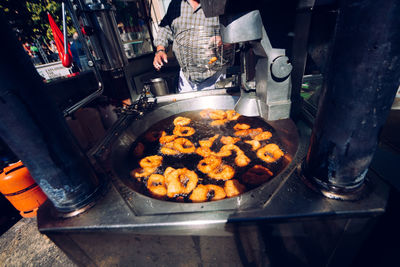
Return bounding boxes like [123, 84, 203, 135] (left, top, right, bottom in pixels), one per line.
[153, 25, 173, 48]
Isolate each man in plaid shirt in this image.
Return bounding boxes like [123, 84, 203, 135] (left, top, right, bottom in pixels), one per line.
[153, 0, 224, 92]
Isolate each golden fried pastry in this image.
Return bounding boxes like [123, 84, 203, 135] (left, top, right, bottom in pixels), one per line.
[197, 155, 222, 174]
[216, 144, 240, 157]
[220, 136, 241, 145]
[190, 184, 226, 202]
[130, 167, 157, 179]
[256, 144, 284, 163]
[173, 116, 191, 126]
[160, 146, 179, 155]
[173, 138, 196, 153]
[173, 126, 195, 137]
[139, 155, 163, 168]
[190, 184, 208, 202]
[164, 167, 176, 179]
[244, 140, 261, 151]
[196, 146, 213, 157]
[218, 144, 250, 167]
[253, 131, 272, 141]
[241, 165, 273, 185]
[234, 128, 263, 137]
[224, 179, 246, 197]
[209, 110, 227, 120]
[199, 134, 219, 148]
[199, 108, 213, 119]
[226, 110, 240, 121]
[165, 177, 183, 198]
[159, 131, 177, 144]
[205, 184, 226, 201]
[221, 144, 241, 154]
[167, 168, 198, 196]
[235, 152, 251, 167]
[147, 174, 167, 198]
[210, 119, 228, 126]
[208, 165, 235, 180]
[233, 123, 250, 130]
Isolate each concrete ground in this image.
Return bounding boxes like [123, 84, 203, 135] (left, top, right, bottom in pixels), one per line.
[0, 217, 76, 267]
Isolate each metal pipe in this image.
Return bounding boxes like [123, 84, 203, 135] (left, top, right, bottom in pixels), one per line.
[0, 16, 102, 214]
[302, 0, 400, 199]
[62, 0, 104, 116]
[62, 2, 68, 56]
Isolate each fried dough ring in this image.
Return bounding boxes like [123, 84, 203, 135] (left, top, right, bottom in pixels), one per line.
[130, 167, 156, 179]
[219, 144, 242, 156]
[159, 131, 177, 144]
[133, 142, 145, 157]
[205, 184, 226, 201]
[224, 179, 246, 197]
[147, 174, 167, 198]
[139, 155, 163, 168]
[200, 108, 213, 119]
[208, 164, 235, 180]
[218, 144, 250, 167]
[244, 140, 261, 151]
[165, 178, 183, 198]
[220, 136, 241, 145]
[197, 155, 222, 174]
[145, 130, 162, 142]
[226, 110, 241, 121]
[234, 123, 250, 130]
[235, 152, 251, 167]
[253, 131, 272, 141]
[164, 167, 176, 179]
[242, 165, 273, 185]
[166, 168, 198, 197]
[173, 138, 195, 153]
[213, 144, 240, 157]
[189, 184, 226, 202]
[196, 146, 213, 157]
[210, 119, 228, 126]
[199, 134, 219, 148]
[213, 149, 232, 158]
[189, 184, 208, 202]
[209, 110, 227, 120]
[173, 116, 191, 126]
[257, 144, 284, 163]
[160, 146, 179, 155]
[173, 126, 195, 137]
[234, 127, 263, 137]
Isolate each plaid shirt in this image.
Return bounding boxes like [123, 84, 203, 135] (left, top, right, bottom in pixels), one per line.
[154, 0, 220, 83]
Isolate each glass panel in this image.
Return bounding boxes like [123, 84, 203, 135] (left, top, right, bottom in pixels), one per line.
[115, 0, 154, 59]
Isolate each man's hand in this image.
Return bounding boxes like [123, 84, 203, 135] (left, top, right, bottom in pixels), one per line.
[153, 46, 168, 70]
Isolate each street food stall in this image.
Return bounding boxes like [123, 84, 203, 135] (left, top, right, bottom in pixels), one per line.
[0, 0, 399, 266]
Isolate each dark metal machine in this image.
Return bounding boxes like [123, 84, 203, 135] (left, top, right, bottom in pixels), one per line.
[0, 0, 399, 266]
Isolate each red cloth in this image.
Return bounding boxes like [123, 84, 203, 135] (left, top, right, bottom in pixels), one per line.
[47, 13, 72, 66]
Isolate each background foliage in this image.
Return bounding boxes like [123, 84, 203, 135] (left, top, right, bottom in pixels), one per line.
[0, 0, 75, 45]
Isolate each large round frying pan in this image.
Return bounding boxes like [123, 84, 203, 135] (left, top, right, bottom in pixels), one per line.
[101, 95, 301, 216]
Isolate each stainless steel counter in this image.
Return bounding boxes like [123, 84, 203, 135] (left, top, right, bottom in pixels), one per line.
[36, 93, 390, 266]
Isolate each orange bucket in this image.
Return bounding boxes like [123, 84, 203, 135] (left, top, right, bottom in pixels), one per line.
[0, 161, 47, 218]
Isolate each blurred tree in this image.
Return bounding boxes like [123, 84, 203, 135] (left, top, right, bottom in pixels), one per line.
[0, 0, 75, 45]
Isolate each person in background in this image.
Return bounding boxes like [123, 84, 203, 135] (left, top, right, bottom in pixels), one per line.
[22, 42, 32, 57]
[29, 43, 42, 65]
[153, 0, 224, 93]
[70, 32, 84, 70]
[47, 40, 59, 62]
